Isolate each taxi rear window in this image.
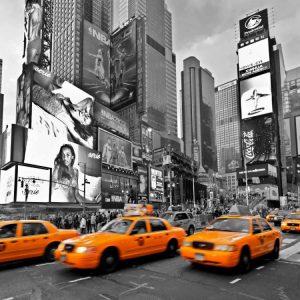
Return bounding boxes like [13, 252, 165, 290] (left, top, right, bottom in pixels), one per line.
[207, 218, 250, 233]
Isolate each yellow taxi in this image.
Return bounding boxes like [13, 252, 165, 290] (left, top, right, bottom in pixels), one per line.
[55, 205, 186, 273]
[180, 205, 282, 273]
[0, 220, 79, 264]
[281, 213, 300, 233]
[266, 209, 279, 223]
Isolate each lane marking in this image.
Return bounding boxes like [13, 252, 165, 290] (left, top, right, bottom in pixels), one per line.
[230, 278, 241, 284]
[280, 242, 300, 260]
[278, 260, 300, 266]
[282, 238, 296, 244]
[69, 276, 91, 283]
[35, 262, 56, 267]
[256, 266, 264, 270]
[99, 294, 111, 300]
[3, 298, 14, 300]
[120, 282, 155, 296]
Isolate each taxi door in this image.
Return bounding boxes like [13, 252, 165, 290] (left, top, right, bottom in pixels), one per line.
[0, 223, 20, 263]
[124, 220, 151, 259]
[250, 219, 266, 258]
[148, 219, 169, 253]
[20, 222, 50, 258]
[258, 218, 276, 254]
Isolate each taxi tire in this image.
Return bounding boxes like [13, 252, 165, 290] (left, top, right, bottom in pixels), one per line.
[166, 239, 178, 258]
[269, 240, 280, 260]
[44, 243, 59, 262]
[187, 226, 195, 236]
[100, 248, 119, 273]
[238, 247, 251, 273]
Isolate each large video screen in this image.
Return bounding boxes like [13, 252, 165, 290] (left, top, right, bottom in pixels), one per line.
[98, 128, 132, 170]
[241, 116, 276, 164]
[23, 129, 102, 203]
[110, 20, 137, 108]
[295, 116, 300, 156]
[238, 38, 270, 79]
[82, 20, 110, 106]
[240, 72, 273, 119]
[0, 166, 15, 204]
[16, 165, 51, 203]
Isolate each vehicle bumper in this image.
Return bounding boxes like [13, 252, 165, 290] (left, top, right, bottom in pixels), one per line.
[55, 249, 99, 269]
[281, 225, 300, 232]
[180, 246, 240, 268]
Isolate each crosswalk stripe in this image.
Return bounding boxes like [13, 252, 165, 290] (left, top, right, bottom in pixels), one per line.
[282, 238, 297, 244]
[280, 242, 300, 260]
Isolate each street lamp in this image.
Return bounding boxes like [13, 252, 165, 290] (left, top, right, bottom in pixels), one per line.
[78, 162, 90, 213]
[24, 183, 29, 219]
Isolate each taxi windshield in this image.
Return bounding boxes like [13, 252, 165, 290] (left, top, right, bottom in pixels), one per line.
[161, 213, 173, 220]
[100, 219, 133, 234]
[207, 218, 250, 233]
[286, 214, 300, 220]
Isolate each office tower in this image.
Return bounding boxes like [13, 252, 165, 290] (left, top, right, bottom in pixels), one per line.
[181, 56, 217, 173]
[51, 0, 113, 85]
[215, 80, 240, 193]
[0, 59, 2, 92]
[116, 0, 178, 142]
[0, 59, 3, 133]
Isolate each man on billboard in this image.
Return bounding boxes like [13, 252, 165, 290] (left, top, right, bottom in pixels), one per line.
[102, 137, 112, 164]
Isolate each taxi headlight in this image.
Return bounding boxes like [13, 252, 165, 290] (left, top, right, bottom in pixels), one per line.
[57, 243, 64, 251]
[182, 241, 192, 247]
[281, 222, 287, 226]
[75, 246, 98, 254]
[214, 244, 236, 252]
[274, 217, 278, 220]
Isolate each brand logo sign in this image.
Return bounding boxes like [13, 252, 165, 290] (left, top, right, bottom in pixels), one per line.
[245, 15, 262, 29]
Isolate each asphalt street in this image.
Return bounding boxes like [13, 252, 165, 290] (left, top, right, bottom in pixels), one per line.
[0, 230, 299, 300]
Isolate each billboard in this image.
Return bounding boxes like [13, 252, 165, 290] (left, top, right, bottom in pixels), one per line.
[110, 20, 137, 108]
[284, 118, 291, 157]
[295, 116, 300, 156]
[31, 64, 97, 149]
[137, 166, 148, 197]
[241, 116, 276, 164]
[16, 165, 51, 203]
[237, 163, 277, 179]
[0, 166, 15, 204]
[238, 38, 270, 79]
[225, 159, 240, 174]
[149, 167, 163, 202]
[239, 9, 269, 40]
[240, 72, 273, 119]
[0, 127, 12, 167]
[82, 20, 111, 106]
[22, 128, 102, 203]
[98, 128, 132, 170]
[93, 101, 129, 138]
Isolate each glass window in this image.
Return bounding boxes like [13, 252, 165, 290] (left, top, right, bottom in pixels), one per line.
[101, 219, 133, 234]
[252, 219, 261, 234]
[207, 218, 249, 233]
[259, 219, 272, 231]
[150, 219, 167, 232]
[131, 220, 147, 235]
[0, 224, 17, 239]
[22, 223, 48, 236]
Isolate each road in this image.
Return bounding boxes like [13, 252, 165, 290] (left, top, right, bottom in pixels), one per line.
[0, 230, 299, 300]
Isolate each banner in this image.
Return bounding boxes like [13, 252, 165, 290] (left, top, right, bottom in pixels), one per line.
[0, 166, 15, 204]
[149, 167, 163, 202]
[82, 21, 110, 106]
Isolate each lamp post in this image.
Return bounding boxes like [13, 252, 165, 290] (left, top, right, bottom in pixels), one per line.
[23, 183, 29, 219]
[78, 162, 90, 213]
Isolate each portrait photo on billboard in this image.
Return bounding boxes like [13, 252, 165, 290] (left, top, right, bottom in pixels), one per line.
[23, 129, 102, 203]
[240, 72, 273, 119]
[110, 21, 137, 108]
[0, 166, 16, 204]
[241, 116, 276, 164]
[82, 21, 110, 106]
[238, 38, 270, 79]
[16, 65, 32, 128]
[16, 165, 51, 203]
[98, 128, 132, 170]
[31, 68, 97, 149]
[139, 172, 148, 196]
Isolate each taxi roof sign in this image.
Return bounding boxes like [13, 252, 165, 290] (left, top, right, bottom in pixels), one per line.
[228, 205, 251, 216]
[123, 204, 153, 216]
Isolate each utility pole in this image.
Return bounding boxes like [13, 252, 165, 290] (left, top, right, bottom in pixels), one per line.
[23, 183, 29, 219]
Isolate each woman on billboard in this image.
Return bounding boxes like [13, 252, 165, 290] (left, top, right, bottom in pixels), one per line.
[52, 144, 84, 203]
[32, 84, 95, 148]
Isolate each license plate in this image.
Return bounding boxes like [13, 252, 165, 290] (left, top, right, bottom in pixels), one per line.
[290, 227, 295, 231]
[60, 255, 67, 262]
[195, 253, 204, 261]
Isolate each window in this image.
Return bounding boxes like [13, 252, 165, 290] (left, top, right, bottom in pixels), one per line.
[150, 219, 167, 232]
[174, 213, 188, 221]
[22, 223, 48, 236]
[131, 220, 147, 235]
[252, 219, 261, 234]
[0, 224, 17, 239]
[259, 219, 272, 231]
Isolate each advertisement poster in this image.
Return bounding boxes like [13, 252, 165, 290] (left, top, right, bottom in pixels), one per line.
[238, 38, 270, 78]
[284, 118, 291, 157]
[138, 166, 148, 197]
[0, 166, 15, 204]
[23, 129, 102, 203]
[82, 20, 111, 106]
[240, 72, 273, 119]
[149, 167, 163, 202]
[241, 116, 276, 164]
[110, 20, 137, 108]
[98, 128, 132, 170]
[295, 116, 300, 156]
[16, 165, 51, 203]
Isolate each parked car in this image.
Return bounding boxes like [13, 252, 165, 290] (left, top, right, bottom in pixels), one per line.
[161, 211, 195, 235]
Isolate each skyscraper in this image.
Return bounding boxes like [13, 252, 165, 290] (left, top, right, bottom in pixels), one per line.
[0, 59, 2, 92]
[181, 56, 217, 173]
[0, 59, 3, 133]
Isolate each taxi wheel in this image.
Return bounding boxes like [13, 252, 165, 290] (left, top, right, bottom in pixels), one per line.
[269, 240, 280, 260]
[44, 243, 59, 262]
[100, 248, 119, 273]
[166, 239, 178, 257]
[187, 226, 195, 236]
[238, 248, 251, 273]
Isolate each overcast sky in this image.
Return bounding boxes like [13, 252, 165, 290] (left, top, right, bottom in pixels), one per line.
[0, 0, 299, 129]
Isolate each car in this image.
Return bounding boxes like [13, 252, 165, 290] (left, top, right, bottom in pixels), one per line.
[180, 205, 282, 273]
[55, 212, 186, 273]
[273, 210, 290, 226]
[161, 211, 196, 235]
[281, 213, 300, 233]
[0, 220, 79, 264]
[266, 210, 279, 223]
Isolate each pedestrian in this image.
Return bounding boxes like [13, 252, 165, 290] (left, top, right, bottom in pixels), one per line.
[80, 215, 87, 235]
[91, 213, 96, 233]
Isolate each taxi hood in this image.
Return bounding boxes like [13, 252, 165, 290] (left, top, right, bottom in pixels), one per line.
[63, 232, 125, 245]
[189, 230, 248, 244]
